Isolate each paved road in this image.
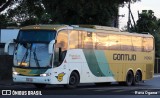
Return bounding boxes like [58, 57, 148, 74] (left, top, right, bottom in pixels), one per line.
[0, 75, 160, 96]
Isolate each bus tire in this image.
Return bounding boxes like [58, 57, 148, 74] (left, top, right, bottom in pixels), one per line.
[34, 84, 46, 89]
[125, 71, 134, 86]
[65, 71, 80, 89]
[132, 70, 142, 85]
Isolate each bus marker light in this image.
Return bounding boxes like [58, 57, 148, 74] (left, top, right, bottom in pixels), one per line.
[13, 72, 19, 75]
[40, 74, 47, 77]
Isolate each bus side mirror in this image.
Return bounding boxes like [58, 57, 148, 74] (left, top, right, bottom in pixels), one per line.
[4, 40, 15, 55]
[48, 40, 55, 54]
[13, 39, 18, 43]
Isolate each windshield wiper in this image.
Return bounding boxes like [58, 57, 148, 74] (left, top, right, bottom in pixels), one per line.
[20, 46, 29, 66]
[29, 44, 32, 67]
[33, 47, 40, 67]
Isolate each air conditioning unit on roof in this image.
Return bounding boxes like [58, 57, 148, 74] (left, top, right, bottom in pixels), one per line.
[79, 25, 120, 32]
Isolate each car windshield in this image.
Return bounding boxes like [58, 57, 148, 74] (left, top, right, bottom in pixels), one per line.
[17, 30, 56, 43]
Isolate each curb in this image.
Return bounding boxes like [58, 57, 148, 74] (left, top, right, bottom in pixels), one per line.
[154, 74, 160, 78]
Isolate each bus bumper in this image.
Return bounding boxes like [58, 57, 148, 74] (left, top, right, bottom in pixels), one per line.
[13, 75, 53, 84]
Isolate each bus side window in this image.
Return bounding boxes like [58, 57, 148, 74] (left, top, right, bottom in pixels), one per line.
[56, 30, 68, 51]
[96, 32, 109, 50]
[120, 35, 132, 51]
[132, 36, 142, 51]
[54, 30, 68, 66]
[143, 37, 153, 52]
[69, 30, 78, 49]
[108, 34, 120, 50]
[78, 31, 83, 48]
[82, 31, 96, 49]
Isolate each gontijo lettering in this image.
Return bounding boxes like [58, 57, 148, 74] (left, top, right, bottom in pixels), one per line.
[113, 54, 136, 61]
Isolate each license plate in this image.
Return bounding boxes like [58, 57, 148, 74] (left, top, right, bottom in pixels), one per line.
[26, 78, 33, 82]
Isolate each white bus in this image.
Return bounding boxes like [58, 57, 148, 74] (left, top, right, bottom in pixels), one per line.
[5, 25, 154, 88]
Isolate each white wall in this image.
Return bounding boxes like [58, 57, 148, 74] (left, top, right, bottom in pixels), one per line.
[0, 29, 19, 43]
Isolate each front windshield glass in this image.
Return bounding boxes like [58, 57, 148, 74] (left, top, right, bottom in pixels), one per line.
[17, 30, 56, 43]
[13, 30, 57, 68]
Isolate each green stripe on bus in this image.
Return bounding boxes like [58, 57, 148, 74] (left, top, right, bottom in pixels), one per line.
[94, 50, 113, 76]
[29, 69, 48, 74]
[83, 49, 104, 76]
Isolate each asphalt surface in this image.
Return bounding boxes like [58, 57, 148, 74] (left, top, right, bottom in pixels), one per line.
[0, 75, 160, 96]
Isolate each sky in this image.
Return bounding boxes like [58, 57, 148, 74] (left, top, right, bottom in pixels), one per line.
[119, 0, 160, 30]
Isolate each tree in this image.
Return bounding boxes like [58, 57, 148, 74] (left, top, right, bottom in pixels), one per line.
[7, 0, 51, 26]
[0, 0, 22, 28]
[42, 0, 140, 26]
[0, 14, 7, 28]
[3, 0, 140, 27]
[133, 10, 160, 57]
[136, 10, 158, 33]
[0, 0, 22, 13]
[0, 0, 13, 13]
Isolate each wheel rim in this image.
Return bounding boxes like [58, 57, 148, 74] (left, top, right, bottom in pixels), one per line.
[135, 72, 141, 82]
[70, 75, 76, 85]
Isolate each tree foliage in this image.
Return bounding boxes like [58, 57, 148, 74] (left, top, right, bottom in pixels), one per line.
[7, 0, 48, 26]
[0, 14, 7, 28]
[133, 10, 160, 57]
[136, 10, 159, 33]
[1, 0, 140, 27]
[42, 0, 140, 26]
[0, 0, 22, 13]
[0, 0, 22, 28]
[0, 0, 13, 13]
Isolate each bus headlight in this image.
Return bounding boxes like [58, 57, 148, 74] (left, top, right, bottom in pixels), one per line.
[13, 71, 19, 75]
[40, 73, 51, 77]
[40, 74, 47, 77]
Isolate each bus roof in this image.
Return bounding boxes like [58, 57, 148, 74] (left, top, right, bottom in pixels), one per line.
[20, 25, 68, 30]
[72, 25, 153, 38]
[20, 24, 153, 38]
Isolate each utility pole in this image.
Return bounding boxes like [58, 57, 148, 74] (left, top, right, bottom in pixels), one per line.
[130, 9, 137, 31]
[127, 0, 131, 32]
[127, 0, 137, 32]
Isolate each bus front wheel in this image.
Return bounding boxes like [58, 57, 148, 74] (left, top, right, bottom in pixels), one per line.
[65, 71, 80, 89]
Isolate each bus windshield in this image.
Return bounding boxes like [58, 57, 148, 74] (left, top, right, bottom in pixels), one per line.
[13, 30, 57, 68]
[17, 30, 56, 43]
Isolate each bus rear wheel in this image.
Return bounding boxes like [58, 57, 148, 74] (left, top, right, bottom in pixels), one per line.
[132, 71, 142, 85]
[65, 72, 80, 89]
[34, 84, 46, 89]
[125, 71, 134, 86]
